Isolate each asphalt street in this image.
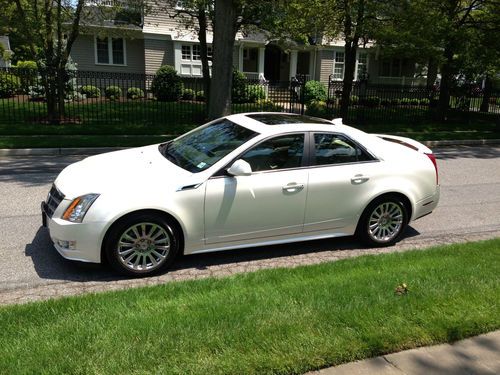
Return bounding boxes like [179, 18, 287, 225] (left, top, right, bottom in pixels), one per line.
[0, 145, 499, 305]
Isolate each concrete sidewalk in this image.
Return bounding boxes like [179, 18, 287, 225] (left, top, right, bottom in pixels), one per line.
[307, 330, 500, 375]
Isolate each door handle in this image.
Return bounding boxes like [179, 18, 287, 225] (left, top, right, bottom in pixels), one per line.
[282, 183, 304, 192]
[351, 174, 370, 184]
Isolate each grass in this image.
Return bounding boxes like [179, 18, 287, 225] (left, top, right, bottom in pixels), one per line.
[0, 239, 499, 374]
[0, 99, 499, 148]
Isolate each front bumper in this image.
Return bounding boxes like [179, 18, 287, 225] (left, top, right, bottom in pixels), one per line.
[42, 200, 105, 263]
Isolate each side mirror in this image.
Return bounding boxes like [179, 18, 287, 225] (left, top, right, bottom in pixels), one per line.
[227, 159, 252, 176]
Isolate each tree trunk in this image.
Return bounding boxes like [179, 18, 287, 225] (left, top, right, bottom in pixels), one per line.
[339, 42, 358, 119]
[480, 75, 491, 113]
[208, 0, 238, 119]
[197, 6, 211, 112]
[437, 44, 454, 121]
[426, 56, 438, 89]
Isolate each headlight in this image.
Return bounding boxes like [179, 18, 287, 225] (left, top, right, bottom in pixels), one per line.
[62, 194, 100, 223]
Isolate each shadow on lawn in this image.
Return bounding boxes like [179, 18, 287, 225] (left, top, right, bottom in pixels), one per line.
[26, 225, 420, 283]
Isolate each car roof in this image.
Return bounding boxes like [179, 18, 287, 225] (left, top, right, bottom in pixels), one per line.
[227, 112, 349, 136]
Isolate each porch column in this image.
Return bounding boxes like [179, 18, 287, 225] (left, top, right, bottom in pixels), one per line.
[258, 47, 265, 80]
[289, 50, 298, 80]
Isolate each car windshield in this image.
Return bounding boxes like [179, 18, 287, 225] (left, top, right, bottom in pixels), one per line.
[159, 119, 258, 173]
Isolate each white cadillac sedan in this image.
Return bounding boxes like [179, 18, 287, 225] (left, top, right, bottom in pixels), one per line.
[42, 113, 439, 276]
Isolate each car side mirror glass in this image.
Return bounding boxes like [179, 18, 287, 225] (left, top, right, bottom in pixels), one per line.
[227, 159, 252, 176]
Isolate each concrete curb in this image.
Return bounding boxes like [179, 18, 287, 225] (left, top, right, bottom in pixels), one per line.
[0, 139, 499, 156]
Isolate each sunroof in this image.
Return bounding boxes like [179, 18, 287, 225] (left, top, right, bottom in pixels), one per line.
[246, 113, 333, 125]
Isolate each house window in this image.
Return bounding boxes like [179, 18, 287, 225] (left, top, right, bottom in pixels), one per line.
[192, 44, 201, 60]
[207, 46, 213, 58]
[379, 58, 409, 77]
[332, 51, 344, 80]
[357, 52, 368, 80]
[181, 45, 191, 60]
[177, 43, 212, 77]
[95, 36, 126, 65]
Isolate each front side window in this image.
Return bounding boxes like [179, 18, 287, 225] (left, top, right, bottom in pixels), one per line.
[357, 52, 368, 80]
[95, 37, 125, 65]
[241, 134, 305, 172]
[313, 133, 371, 165]
[159, 120, 257, 173]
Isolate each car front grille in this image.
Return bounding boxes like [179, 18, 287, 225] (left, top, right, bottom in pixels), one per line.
[46, 184, 65, 218]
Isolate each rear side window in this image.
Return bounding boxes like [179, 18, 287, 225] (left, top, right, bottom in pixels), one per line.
[313, 133, 372, 165]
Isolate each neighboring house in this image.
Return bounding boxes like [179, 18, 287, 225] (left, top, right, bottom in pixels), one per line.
[0, 36, 12, 68]
[70, 1, 426, 86]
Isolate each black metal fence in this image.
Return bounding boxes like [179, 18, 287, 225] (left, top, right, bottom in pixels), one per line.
[0, 68, 499, 128]
[327, 77, 500, 125]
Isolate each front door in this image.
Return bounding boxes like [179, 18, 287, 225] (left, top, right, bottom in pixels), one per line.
[205, 133, 307, 244]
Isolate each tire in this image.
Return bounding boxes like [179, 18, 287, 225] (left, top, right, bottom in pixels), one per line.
[104, 213, 180, 276]
[357, 196, 408, 247]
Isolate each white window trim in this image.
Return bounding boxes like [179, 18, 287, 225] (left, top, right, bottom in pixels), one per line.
[355, 51, 369, 80]
[94, 36, 127, 66]
[174, 42, 212, 77]
[332, 50, 345, 81]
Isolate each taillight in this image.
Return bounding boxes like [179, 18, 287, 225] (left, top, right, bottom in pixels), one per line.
[425, 153, 438, 185]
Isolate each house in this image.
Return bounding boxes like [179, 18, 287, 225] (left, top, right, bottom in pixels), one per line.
[0, 36, 12, 68]
[70, 1, 427, 86]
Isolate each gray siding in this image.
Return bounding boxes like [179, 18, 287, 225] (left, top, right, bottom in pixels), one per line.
[70, 35, 145, 73]
[144, 39, 174, 75]
[319, 49, 334, 83]
[233, 46, 240, 69]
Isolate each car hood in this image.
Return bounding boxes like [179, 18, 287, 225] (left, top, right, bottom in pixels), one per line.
[54, 145, 193, 198]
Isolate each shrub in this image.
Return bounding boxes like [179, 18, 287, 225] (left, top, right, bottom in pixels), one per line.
[256, 99, 283, 111]
[196, 90, 205, 101]
[391, 98, 401, 105]
[232, 70, 248, 103]
[419, 98, 430, 106]
[246, 84, 266, 102]
[380, 98, 392, 106]
[0, 73, 20, 98]
[182, 88, 195, 100]
[305, 100, 331, 118]
[28, 84, 45, 101]
[409, 98, 420, 105]
[14, 60, 37, 70]
[105, 85, 122, 100]
[151, 65, 183, 101]
[349, 95, 359, 105]
[127, 87, 145, 100]
[304, 80, 327, 104]
[359, 96, 380, 107]
[400, 98, 412, 105]
[80, 85, 101, 98]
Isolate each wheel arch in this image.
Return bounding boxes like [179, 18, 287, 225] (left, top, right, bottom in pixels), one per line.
[359, 191, 413, 227]
[100, 208, 185, 263]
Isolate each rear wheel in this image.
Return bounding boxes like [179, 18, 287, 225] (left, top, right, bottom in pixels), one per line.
[357, 196, 408, 247]
[105, 213, 179, 276]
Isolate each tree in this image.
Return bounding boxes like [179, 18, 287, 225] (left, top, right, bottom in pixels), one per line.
[158, 0, 213, 109]
[11, 0, 85, 124]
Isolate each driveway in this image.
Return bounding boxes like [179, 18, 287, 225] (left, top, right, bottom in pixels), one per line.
[1, 145, 499, 305]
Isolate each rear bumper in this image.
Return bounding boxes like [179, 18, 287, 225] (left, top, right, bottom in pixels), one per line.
[414, 185, 440, 220]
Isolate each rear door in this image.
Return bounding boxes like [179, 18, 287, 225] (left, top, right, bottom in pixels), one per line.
[304, 132, 379, 233]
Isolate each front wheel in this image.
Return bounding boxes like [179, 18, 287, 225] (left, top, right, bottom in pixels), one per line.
[104, 213, 180, 276]
[357, 197, 408, 247]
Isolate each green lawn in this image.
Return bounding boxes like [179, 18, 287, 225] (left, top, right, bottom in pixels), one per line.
[1, 99, 498, 148]
[0, 239, 499, 374]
